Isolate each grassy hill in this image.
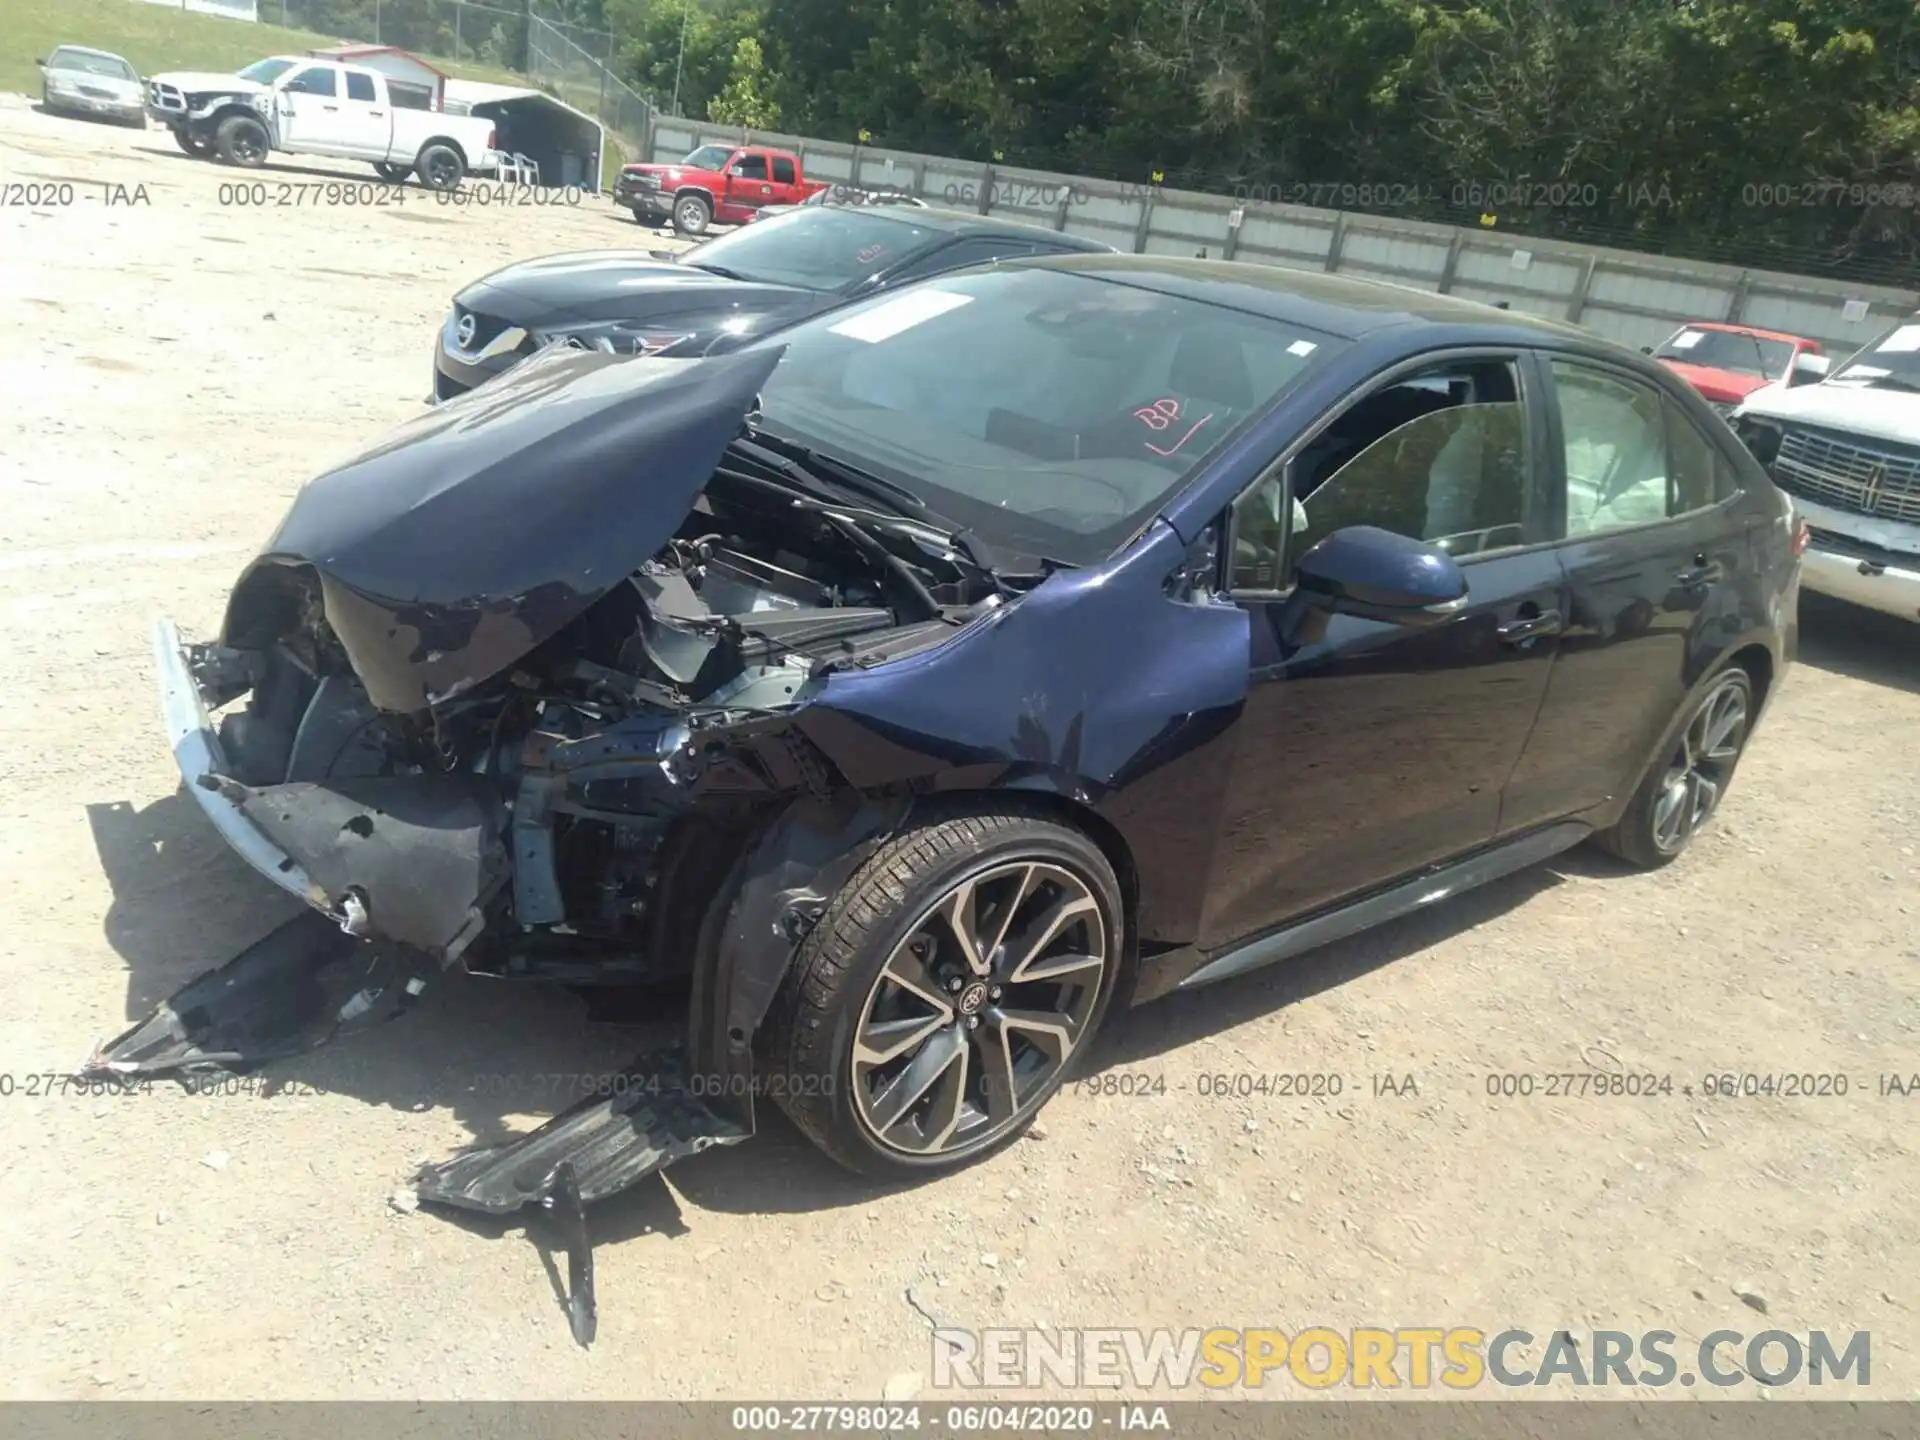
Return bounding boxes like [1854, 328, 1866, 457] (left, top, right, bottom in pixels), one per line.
[5, 0, 526, 98]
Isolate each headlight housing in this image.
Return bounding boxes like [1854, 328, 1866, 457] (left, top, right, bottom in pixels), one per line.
[531, 322, 696, 357]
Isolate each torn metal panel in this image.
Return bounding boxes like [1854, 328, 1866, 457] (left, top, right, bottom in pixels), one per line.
[79, 910, 423, 1078]
[210, 774, 508, 959]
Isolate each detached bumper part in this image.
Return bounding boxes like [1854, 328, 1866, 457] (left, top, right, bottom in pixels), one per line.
[155, 617, 506, 957]
[82, 911, 425, 1077]
[413, 1044, 749, 1346]
[155, 617, 316, 906]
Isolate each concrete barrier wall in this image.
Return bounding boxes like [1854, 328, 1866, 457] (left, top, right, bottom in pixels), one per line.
[648, 118, 1918, 356]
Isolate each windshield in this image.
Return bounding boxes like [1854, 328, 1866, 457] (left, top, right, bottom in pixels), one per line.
[680, 144, 733, 171]
[237, 58, 297, 84]
[1654, 328, 1793, 380]
[749, 265, 1343, 565]
[1829, 320, 1920, 390]
[687, 207, 936, 292]
[50, 49, 136, 79]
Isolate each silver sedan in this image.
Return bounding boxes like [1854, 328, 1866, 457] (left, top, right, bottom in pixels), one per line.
[37, 45, 146, 127]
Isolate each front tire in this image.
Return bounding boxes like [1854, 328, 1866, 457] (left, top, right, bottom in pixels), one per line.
[214, 113, 268, 168]
[671, 190, 712, 235]
[766, 805, 1125, 1180]
[1594, 665, 1754, 869]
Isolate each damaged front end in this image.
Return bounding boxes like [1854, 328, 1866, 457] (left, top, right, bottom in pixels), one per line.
[88, 345, 1007, 1337]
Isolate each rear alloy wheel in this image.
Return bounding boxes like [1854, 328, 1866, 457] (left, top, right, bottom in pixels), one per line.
[1596, 666, 1753, 869]
[215, 113, 268, 168]
[672, 191, 712, 235]
[417, 144, 463, 191]
[767, 808, 1123, 1179]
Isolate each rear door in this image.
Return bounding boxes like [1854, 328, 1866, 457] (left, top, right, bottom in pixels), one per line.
[768, 153, 805, 206]
[1499, 354, 1751, 831]
[334, 69, 392, 159]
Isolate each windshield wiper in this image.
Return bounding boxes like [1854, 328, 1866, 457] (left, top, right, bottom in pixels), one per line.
[723, 435, 1014, 587]
[742, 428, 935, 518]
[687, 261, 751, 281]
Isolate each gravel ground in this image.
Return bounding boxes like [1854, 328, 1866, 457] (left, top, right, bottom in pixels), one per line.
[1, 96, 1916, 1402]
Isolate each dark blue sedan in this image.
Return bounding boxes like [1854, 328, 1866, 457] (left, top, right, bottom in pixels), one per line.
[104, 254, 1802, 1295]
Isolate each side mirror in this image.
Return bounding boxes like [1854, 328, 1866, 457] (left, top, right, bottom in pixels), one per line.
[1292, 525, 1468, 628]
[1787, 353, 1829, 387]
[1639, 345, 1654, 354]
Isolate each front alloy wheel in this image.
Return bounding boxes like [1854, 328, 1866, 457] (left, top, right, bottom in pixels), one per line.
[851, 861, 1107, 1157]
[1596, 665, 1754, 868]
[767, 807, 1124, 1178]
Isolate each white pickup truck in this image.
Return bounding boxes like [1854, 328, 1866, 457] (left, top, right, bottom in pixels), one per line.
[1733, 316, 1920, 624]
[146, 55, 497, 190]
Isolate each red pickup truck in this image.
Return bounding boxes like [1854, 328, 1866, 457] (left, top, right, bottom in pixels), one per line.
[613, 143, 826, 235]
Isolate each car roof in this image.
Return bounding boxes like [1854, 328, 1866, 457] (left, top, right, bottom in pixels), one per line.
[875, 205, 1112, 250]
[1667, 320, 1816, 346]
[1013, 252, 1594, 341]
[49, 45, 132, 62]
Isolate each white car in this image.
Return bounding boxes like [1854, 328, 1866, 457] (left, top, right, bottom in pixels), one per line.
[37, 45, 145, 127]
[1733, 317, 1920, 623]
[145, 55, 497, 190]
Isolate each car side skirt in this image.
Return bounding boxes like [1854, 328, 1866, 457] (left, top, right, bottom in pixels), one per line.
[1141, 819, 1593, 999]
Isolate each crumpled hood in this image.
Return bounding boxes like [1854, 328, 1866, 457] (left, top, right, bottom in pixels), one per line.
[224, 342, 783, 713]
[456, 249, 809, 327]
[150, 71, 267, 94]
[1736, 378, 1920, 446]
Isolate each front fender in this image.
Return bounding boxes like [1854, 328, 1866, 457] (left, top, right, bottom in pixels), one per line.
[793, 519, 1250, 948]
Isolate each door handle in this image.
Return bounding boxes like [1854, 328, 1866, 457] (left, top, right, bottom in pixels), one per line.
[322, 103, 338, 111]
[369, 109, 384, 116]
[1497, 609, 1564, 646]
[1673, 557, 1724, 588]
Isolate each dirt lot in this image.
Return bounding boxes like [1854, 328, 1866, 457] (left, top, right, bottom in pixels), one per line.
[1, 95, 1916, 1403]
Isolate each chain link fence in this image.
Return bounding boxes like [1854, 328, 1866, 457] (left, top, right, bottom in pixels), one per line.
[525, 13, 654, 166]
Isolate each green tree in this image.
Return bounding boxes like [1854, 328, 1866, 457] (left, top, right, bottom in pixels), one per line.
[708, 36, 781, 128]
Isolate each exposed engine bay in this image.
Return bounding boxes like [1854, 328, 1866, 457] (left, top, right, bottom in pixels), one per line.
[196, 465, 999, 983]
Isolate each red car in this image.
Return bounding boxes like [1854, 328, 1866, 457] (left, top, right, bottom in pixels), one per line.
[1645, 322, 1828, 416]
[612, 143, 826, 236]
